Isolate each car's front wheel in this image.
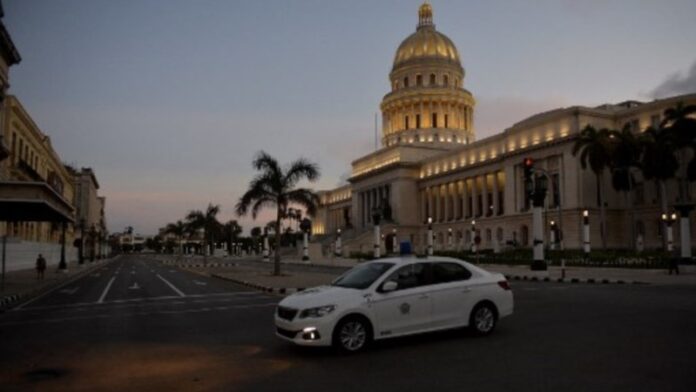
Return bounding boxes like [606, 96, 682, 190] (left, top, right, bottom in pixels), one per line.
[469, 302, 497, 336]
[333, 316, 371, 353]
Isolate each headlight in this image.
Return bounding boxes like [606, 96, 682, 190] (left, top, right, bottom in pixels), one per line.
[299, 305, 336, 319]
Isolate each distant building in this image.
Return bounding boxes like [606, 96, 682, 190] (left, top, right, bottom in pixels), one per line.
[313, 2, 696, 255]
[69, 167, 108, 261]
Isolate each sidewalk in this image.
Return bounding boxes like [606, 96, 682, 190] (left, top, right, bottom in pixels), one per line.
[0, 257, 116, 309]
[154, 254, 696, 293]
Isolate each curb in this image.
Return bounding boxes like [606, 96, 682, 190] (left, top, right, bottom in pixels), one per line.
[0, 257, 119, 312]
[210, 273, 305, 295]
[504, 274, 647, 285]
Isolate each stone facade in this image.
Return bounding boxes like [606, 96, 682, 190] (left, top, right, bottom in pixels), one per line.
[314, 3, 696, 255]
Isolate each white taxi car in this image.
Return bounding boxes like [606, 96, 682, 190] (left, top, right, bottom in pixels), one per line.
[275, 256, 513, 352]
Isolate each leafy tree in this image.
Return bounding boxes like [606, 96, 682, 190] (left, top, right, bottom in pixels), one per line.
[236, 151, 320, 275]
[573, 125, 613, 249]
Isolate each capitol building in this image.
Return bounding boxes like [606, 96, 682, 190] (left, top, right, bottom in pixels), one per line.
[312, 2, 696, 255]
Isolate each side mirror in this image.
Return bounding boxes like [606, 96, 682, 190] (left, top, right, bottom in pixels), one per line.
[381, 280, 398, 292]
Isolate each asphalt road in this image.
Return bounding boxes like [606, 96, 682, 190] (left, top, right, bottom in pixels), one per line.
[0, 254, 695, 392]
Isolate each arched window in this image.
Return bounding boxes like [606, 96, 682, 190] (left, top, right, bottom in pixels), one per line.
[416, 114, 421, 128]
[486, 229, 492, 243]
[432, 113, 438, 128]
[443, 74, 449, 86]
[404, 77, 409, 88]
[454, 77, 459, 87]
[405, 115, 410, 129]
[416, 74, 423, 86]
[429, 73, 436, 85]
[444, 114, 449, 128]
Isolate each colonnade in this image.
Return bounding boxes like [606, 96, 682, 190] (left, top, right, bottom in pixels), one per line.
[357, 184, 392, 228]
[421, 171, 504, 224]
[383, 100, 473, 135]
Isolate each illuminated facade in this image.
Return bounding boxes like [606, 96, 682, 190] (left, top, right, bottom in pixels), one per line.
[314, 3, 696, 255]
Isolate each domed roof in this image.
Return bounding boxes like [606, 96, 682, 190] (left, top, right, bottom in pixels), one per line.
[393, 3, 461, 69]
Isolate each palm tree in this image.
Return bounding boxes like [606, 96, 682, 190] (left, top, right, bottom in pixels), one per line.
[573, 125, 613, 249]
[608, 125, 641, 249]
[164, 220, 186, 257]
[236, 151, 320, 276]
[222, 220, 242, 255]
[661, 102, 696, 197]
[186, 203, 222, 260]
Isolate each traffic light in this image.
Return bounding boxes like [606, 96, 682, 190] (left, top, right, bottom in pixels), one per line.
[523, 157, 534, 180]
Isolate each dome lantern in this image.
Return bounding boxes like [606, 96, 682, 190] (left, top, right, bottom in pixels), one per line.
[418, 2, 434, 30]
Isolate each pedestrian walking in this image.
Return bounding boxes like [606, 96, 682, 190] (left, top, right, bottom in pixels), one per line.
[36, 253, 47, 280]
[668, 257, 680, 275]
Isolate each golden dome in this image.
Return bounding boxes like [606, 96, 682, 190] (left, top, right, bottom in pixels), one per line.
[393, 3, 461, 69]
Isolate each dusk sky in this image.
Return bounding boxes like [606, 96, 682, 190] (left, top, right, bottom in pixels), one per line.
[4, 0, 696, 235]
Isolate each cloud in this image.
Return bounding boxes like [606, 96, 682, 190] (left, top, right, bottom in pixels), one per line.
[651, 60, 696, 99]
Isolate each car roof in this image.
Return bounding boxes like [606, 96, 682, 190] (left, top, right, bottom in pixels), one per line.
[365, 256, 492, 276]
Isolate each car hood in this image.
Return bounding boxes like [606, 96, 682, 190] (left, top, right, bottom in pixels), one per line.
[279, 285, 362, 309]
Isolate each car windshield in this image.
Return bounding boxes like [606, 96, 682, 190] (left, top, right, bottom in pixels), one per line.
[332, 262, 395, 289]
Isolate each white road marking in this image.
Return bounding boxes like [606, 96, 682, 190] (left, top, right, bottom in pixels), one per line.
[13, 291, 265, 311]
[129, 282, 141, 290]
[193, 280, 208, 286]
[59, 287, 79, 295]
[98, 277, 116, 303]
[0, 302, 278, 327]
[157, 274, 186, 297]
[169, 270, 177, 273]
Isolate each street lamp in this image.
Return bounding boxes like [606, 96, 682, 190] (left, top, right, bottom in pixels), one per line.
[582, 210, 590, 258]
[549, 220, 557, 251]
[263, 228, 270, 262]
[470, 220, 477, 254]
[427, 217, 433, 256]
[372, 207, 382, 258]
[447, 228, 453, 250]
[662, 212, 677, 252]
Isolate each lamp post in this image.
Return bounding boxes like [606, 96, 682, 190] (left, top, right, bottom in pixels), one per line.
[582, 210, 590, 259]
[372, 207, 381, 259]
[470, 220, 477, 254]
[447, 228, 453, 250]
[263, 228, 270, 262]
[549, 220, 557, 251]
[335, 229, 342, 257]
[392, 228, 398, 255]
[427, 217, 433, 256]
[302, 228, 309, 261]
[662, 212, 677, 252]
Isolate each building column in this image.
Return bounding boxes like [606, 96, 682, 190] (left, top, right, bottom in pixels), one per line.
[493, 171, 500, 215]
[439, 185, 445, 222]
[471, 176, 479, 217]
[443, 184, 451, 222]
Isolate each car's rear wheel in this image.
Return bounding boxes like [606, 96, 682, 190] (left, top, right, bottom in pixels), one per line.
[333, 316, 371, 353]
[469, 302, 497, 336]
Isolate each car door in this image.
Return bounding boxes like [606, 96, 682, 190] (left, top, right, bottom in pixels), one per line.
[428, 262, 476, 329]
[369, 262, 432, 338]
